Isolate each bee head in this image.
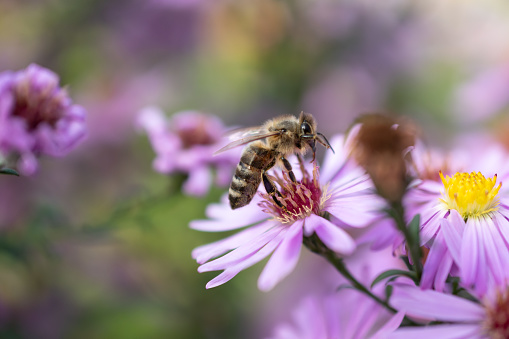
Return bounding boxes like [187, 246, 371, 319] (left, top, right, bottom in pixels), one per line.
[298, 112, 334, 160]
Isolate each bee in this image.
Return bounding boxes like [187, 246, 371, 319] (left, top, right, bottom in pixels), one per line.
[215, 112, 334, 210]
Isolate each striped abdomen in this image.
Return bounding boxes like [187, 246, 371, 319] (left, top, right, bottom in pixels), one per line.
[229, 141, 274, 209]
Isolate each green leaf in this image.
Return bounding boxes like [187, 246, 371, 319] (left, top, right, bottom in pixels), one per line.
[385, 284, 393, 301]
[0, 168, 19, 176]
[371, 269, 417, 288]
[408, 214, 421, 246]
[399, 255, 413, 271]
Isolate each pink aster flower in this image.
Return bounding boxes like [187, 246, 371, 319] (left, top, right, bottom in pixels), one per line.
[136, 106, 239, 196]
[191, 134, 387, 291]
[266, 247, 407, 339]
[389, 283, 509, 339]
[268, 291, 404, 339]
[404, 142, 509, 295]
[0, 64, 87, 175]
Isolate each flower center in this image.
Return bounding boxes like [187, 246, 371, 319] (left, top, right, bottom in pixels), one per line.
[439, 171, 501, 219]
[484, 288, 509, 339]
[172, 114, 221, 149]
[12, 75, 66, 130]
[259, 163, 329, 224]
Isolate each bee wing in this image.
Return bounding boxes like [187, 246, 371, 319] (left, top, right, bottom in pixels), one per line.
[214, 128, 280, 155]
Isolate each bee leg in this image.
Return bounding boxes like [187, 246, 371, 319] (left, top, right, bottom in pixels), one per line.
[262, 170, 288, 212]
[296, 154, 310, 181]
[310, 139, 317, 163]
[281, 157, 297, 183]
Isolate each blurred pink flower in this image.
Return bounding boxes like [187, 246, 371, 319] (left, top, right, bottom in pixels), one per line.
[0, 64, 87, 175]
[265, 246, 406, 339]
[136, 106, 239, 196]
[191, 135, 387, 291]
[390, 283, 509, 339]
[268, 291, 404, 339]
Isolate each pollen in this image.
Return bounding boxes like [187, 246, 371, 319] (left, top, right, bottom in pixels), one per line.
[439, 171, 501, 220]
[259, 163, 329, 224]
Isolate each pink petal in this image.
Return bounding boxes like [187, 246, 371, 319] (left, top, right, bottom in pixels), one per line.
[18, 152, 38, 176]
[420, 234, 446, 290]
[371, 311, 405, 339]
[294, 297, 327, 338]
[325, 194, 383, 228]
[205, 194, 266, 222]
[342, 292, 379, 339]
[320, 134, 348, 184]
[306, 214, 356, 255]
[136, 106, 167, 134]
[257, 221, 303, 291]
[190, 196, 266, 232]
[198, 223, 284, 272]
[479, 217, 509, 286]
[460, 218, 479, 286]
[191, 220, 275, 263]
[391, 284, 485, 322]
[492, 214, 509, 275]
[356, 217, 401, 251]
[205, 267, 242, 289]
[440, 210, 464, 264]
[330, 172, 374, 196]
[205, 230, 286, 289]
[434, 251, 453, 292]
[388, 324, 482, 339]
[461, 219, 488, 295]
[183, 166, 211, 196]
[418, 209, 444, 245]
[494, 212, 509, 245]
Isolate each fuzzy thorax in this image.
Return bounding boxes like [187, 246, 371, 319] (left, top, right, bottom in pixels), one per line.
[439, 171, 501, 220]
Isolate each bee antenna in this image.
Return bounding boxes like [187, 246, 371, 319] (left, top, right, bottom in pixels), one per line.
[317, 132, 334, 154]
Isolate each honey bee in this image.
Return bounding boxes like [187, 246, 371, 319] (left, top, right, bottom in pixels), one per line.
[215, 112, 334, 210]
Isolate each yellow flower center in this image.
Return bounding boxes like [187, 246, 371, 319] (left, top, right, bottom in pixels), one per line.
[439, 171, 501, 219]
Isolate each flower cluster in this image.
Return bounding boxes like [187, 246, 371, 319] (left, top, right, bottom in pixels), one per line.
[189, 113, 509, 338]
[0, 64, 87, 175]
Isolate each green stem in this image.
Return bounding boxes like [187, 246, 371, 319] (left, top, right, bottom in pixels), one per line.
[390, 202, 423, 282]
[304, 235, 396, 313]
[325, 250, 397, 313]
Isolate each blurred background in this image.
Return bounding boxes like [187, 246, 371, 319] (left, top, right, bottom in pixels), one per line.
[1, 0, 509, 338]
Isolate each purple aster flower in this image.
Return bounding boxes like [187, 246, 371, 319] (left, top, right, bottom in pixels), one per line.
[389, 283, 509, 339]
[404, 142, 509, 295]
[0, 64, 87, 175]
[136, 106, 239, 196]
[268, 291, 404, 339]
[265, 247, 407, 339]
[191, 134, 387, 291]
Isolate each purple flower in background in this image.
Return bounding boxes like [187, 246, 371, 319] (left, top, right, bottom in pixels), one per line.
[0, 64, 87, 175]
[136, 106, 239, 196]
[266, 248, 406, 339]
[268, 291, 404, 339]
[191, 134, 387, 291]
[389, 283, 509, 339]
[404, 143, 509, 295]
[454, 63, 509, 124]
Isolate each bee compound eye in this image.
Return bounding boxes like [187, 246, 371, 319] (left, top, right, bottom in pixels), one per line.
[301, 122, 312, 135]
